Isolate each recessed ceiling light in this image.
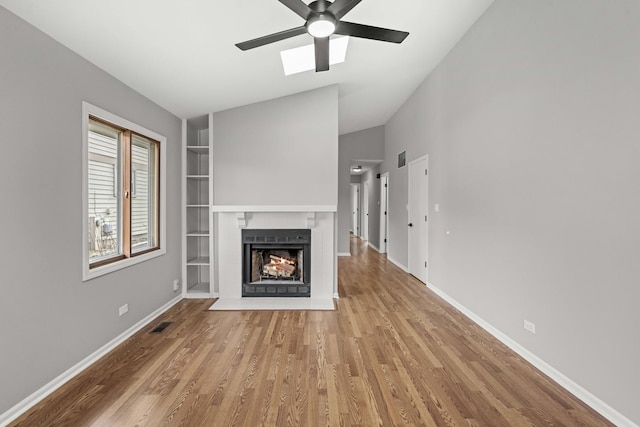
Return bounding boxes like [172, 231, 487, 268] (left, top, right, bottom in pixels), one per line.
[280, 36, 349, 76]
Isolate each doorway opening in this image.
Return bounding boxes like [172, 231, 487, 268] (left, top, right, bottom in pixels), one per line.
[350, 183, 361, 237]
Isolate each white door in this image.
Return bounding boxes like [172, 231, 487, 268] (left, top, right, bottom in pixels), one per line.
[380, 174, 388, 253]
[408, 156, 428, 284]
[363, 183, 369, 241]
[351, 184, 360, 236]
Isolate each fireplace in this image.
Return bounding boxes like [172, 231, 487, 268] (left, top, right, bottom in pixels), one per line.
[242, 229, 311, 297]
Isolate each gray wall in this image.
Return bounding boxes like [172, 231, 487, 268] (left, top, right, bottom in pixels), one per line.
[338, 127, 384, 254]
[212, 86, 338, 206]
[0, 7, 182, 415]
[383, 0, 640, 423]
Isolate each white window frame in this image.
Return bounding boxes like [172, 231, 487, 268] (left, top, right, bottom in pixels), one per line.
[82, 102, 167, 281]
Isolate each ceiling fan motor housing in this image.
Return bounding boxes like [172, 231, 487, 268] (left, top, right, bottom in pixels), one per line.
[308, 0, 332, 14]
[306, 1, 337, 37]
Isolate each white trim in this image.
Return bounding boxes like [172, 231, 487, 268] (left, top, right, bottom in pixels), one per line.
[184, 292, 212, 299]
[408, 154, 428, 167]
[212, 205, 337, 213]
[181, 119, 187, 296]
[333, 292, 340, 299]
[208, 115, 215, 298]
[350, 183, 362, 238]
[426, 282, 637, 427]
[337, 252, 351, 257]
[379, 172, 389, 254]
[85, 250, 168, 281]
[306, 212, 316, 228]
[82, 102, 167, 281]
[236, 212, 247, 228]
[368, 242, 380, 252]
[334, 214, 339, 298]
[0, 295, 183, 427]
[387, 255, 408, 272]
[407, 154, 429, 285]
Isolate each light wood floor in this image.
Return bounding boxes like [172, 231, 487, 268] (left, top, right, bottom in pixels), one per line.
[12, 237, 611, 426]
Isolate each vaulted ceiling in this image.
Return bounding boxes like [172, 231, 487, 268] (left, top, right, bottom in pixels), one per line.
[0, 0, 494, 134]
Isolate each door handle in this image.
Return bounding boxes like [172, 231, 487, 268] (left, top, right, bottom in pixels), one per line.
[408, 223, 413, 227]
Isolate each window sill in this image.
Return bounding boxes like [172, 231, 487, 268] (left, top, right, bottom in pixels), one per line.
[83, 248, 166, 281]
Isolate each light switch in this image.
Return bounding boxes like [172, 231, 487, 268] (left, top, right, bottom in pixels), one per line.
[434, 203, 440, 212]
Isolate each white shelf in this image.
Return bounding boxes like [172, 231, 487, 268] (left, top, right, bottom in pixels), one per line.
[183, 116, 213, 300]
[186, 145, 209, 153]
[187, 282, 210, 294]
[187, 256, 210, 265]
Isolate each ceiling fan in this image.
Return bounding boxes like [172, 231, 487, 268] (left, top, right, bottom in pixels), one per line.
[235, 0, 409, 72]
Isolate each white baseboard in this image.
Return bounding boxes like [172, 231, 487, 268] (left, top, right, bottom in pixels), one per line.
[368, 242, 380, 252]
[337, 252, 351, 257]
[210, 292, 220, 298]
[426, 282, 637, 427]
[387, 255, 408, 272]
[0, 295, 183, 427]
[333, 292, 340, 299]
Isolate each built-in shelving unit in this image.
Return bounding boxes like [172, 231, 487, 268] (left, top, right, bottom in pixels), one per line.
[182, 114, 213, 298]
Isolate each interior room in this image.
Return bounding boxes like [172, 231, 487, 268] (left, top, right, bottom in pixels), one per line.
[0, 0, 638, 425]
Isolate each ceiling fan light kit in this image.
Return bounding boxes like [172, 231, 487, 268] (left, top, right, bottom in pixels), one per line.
[307, 15, 337, 38]
[236, 0, 409, 72]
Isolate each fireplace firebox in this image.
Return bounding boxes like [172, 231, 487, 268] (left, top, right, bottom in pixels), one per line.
[242, 229, 311, 297]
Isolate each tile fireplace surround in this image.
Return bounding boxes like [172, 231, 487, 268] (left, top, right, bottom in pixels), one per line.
[210, 206, 337, 310]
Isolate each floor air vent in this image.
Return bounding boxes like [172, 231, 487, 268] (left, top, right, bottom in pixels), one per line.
[150, 321, 172, 334]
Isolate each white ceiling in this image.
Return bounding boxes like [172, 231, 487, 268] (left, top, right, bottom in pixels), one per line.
[0, 0, 494, 134]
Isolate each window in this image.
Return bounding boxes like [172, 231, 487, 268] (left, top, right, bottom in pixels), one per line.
[83, 102, 166, 280]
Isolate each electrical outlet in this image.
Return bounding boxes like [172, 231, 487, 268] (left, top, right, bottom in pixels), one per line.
[173, 279, 180, 292]
[119, 304, 129, 316]
[524, 319, 536, 334]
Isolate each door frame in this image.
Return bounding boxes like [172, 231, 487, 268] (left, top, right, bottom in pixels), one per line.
[351, 183, 361, 237]
[408, 155, 428, 284]
[379, 173, 389, 253]
[363, 182, 369, 241]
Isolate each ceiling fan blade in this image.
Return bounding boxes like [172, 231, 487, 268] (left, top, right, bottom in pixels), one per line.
[335, 21, 409, 43]
[314, 37, 330, 72]
[235, 26, 307, 51]
[278, 0, 313, 20]
[327, 0, 361, 20]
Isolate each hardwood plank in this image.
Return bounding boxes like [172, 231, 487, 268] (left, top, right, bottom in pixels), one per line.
[11, 237, 613, 427]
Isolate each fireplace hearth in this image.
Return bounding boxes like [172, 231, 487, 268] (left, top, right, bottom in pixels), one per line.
[242, 229, 311, 297]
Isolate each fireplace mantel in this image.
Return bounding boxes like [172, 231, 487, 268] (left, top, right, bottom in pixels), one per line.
[212, 205, 337, 228]
[210, 209, 337, 310]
